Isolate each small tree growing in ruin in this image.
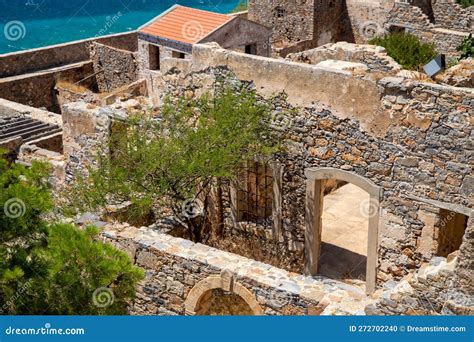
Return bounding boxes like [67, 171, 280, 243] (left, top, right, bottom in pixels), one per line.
[70, 85, 281, 242]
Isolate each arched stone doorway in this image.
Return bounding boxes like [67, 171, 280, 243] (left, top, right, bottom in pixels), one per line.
[304, 167, 382, 294]
[184, 273, 264, 315]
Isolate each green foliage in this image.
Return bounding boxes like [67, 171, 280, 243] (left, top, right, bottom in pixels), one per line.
[369, 33, 438, 70]
[230, 0, 248, 13]
[0, 158, 52, 297]
[456, 0, 473, 8]
[25, 224, 144, 315]
[457, 34, 473, 60]
[70, 86, 281, 241]
[0, 159, 143, 315]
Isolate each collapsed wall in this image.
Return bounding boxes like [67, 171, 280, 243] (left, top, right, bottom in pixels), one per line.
[366, 218, 473, 315]
[146, 43, 473, 289]
[0, 32, 138, 113]
[286, 42, 402, 74]
[387, 1, 471, 57]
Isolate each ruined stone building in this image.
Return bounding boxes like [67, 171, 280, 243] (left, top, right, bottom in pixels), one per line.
[1, 2, 473, 316]
[248, 0, 473, 57]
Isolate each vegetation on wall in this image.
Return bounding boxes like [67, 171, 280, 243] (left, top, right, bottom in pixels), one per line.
[456, 0, 474, 8]
[70, 85, 282, 243]
[369, 33, 438, 71]
[457, 34, 473, 60]
[0, 156, 143, 315]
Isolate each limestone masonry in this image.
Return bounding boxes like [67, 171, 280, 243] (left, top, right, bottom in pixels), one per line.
[1, 1, 473, 316]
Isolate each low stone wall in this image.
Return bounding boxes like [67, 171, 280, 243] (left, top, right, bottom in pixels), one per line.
[286, 42, 401, 74]
[189, 43, 381, 132]
[102, 224, 373, 315]
[0, 98, 61, 126]
[366, 223, 473, 317]
[0, 32, 138, 79]
[90, 43, 139, 93]
[0, 61, 95, 113]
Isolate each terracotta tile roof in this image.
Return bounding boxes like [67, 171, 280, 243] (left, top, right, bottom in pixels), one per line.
[139, 5, 233, 44]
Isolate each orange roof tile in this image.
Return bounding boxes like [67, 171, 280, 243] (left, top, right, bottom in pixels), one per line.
[139, 5, 233, 44]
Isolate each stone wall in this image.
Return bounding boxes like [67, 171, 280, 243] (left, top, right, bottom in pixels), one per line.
[0, 62, 95, 113]
[387, 1, 470, 57]
[365, 219, 473, 316]
[249, 0, 471, 57]
[146, 44, 473, 286]
[0, 32, 138, 79]
[442, 215, 474, 315]
[248, 0, 315, 46]
[61, 102, 111, 184]
[201, 17, 271, 57]
[102, 224, 372, 315]
[432, 0, 473, 32]
[0, 98, 62, 126]
[286, 42, 402, 74]
[90, 42, 139, 93]
[365, 255, 458, 315]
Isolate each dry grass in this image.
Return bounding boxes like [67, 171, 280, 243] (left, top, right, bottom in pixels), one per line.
[56, 80, 92, 94]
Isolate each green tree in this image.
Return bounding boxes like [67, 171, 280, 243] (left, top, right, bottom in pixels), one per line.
[0, 156, 143, 315]
[70, 86, 282, 242]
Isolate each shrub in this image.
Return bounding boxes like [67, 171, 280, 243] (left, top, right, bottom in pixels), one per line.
[456, 0, 473, 8]
[457, 34, 473, 60]
[369, 33, 438, 70]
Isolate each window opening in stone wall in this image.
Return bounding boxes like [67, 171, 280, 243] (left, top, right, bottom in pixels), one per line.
[275, 6, 286, 18]
[389, 25, 406, 34]
[148, 44, 160, 70]
[436, 209, 468, 257]
[236, 161, 273, 227]
[245, 44, 257, 55]
[172, 50, 186, 59]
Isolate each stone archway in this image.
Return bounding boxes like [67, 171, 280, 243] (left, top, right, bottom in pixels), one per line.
[184, 272, 264, 315]
[304, 167, 382, 294]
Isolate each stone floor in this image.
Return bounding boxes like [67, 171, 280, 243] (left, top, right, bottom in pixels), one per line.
[320, 183, 369, 283]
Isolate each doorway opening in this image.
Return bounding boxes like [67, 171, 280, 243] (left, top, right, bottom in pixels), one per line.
[319, 182, 369, 283]
[304, 167, 381, 294]
[436, 209, 468, 257]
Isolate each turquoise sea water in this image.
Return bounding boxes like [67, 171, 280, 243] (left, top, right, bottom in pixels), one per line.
[0, 0, 242, 55]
